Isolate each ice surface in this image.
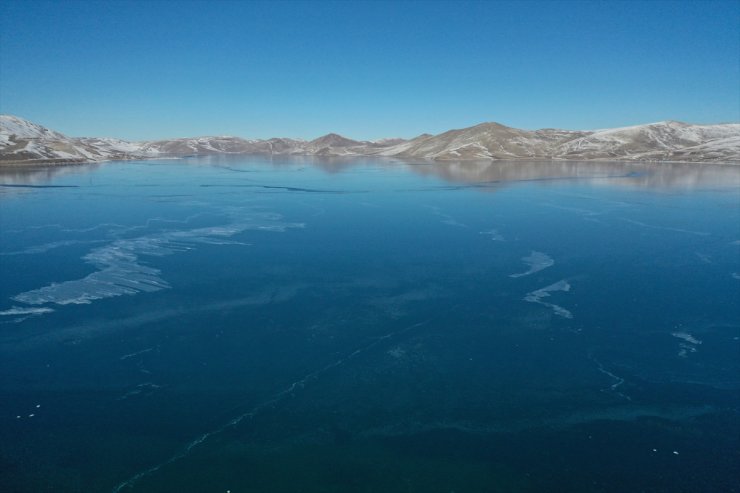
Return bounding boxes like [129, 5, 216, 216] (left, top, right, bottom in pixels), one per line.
[112, 320, 430, 492]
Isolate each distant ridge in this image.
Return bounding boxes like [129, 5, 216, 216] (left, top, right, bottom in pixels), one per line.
[1, 114, 738, 166]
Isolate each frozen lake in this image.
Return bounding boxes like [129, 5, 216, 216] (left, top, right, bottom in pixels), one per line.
[1, 157, 739, 492]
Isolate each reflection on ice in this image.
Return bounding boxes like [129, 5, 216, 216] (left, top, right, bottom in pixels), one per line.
[524, 280, 573, 318]
[406, 160, 740, 191]
[11, 211, 304, 307]
[510, 251, 554, 278]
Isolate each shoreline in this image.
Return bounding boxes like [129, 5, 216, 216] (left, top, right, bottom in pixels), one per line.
[1, 154, 739, 170]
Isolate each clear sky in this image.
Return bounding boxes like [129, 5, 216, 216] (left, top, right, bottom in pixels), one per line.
[1, 0, 738, 140]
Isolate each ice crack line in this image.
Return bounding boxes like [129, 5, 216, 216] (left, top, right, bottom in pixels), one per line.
[112, 319, 430, 492]
[589, 354, 632, 402]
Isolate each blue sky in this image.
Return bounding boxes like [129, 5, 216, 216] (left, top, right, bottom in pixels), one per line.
[1, 0, 738, 140]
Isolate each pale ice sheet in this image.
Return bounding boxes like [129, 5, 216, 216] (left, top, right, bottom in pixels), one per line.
[523, 279, 573, 319]
[3, 284, 307, 351]
[695, 252, 712, 264]
[479, 229, 504, 241]
[0, 306, 55, 316]
[672, 331, 702, 358]
[510, 251, 554, 278]
[11, 210, 303, 307]
[0, 240, 106, 256]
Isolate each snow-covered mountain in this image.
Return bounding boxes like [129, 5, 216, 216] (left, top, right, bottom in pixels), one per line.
[0, 115, 68, 140]
[372, 120, 740, 162]
[372, 122, 591, 160]
[1, 115, 738, 166]
[554, 121, 740, 161]
[0, 115, 158, 164]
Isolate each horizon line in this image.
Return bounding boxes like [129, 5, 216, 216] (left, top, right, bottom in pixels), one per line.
[1, 113, 739, 143]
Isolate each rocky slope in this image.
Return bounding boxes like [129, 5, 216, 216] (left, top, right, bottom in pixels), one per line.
[1, 114, 738, 165]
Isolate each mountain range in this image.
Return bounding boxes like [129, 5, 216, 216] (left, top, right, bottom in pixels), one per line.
[1, 115, 738, 166]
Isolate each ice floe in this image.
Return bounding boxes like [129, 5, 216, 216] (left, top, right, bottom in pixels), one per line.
[523, 279, 573, 318]
[510, 251, 554, 278]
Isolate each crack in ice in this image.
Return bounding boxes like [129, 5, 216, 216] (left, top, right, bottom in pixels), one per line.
[111, 320, 430, 492]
